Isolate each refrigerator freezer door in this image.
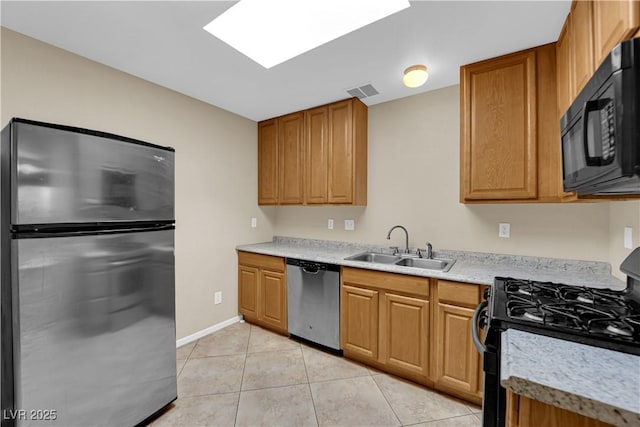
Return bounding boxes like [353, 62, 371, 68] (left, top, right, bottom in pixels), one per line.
[12, 121, 174, 225]
[10, 229, 176, 426]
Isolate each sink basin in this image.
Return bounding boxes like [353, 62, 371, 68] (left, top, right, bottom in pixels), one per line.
[394, 257, 456, 272]
[346, 252, 455, 272]
[345, 252, 401, 264]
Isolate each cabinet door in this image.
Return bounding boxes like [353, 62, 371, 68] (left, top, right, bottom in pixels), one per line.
[305, 106, 329, 204]
[508, 391, 613, 427]
[258, 119, 278, 205]
[278, 112, 304, 204]
[328, 100, 354, 204]
[259, 270, 287, 332]
[461, 50, 537, 200]
[594, 0, 640, 68]
[571, 0, 595, 94]
[238, 265, 259, 322]
[341, 285, 379, 361]
[380, 293, 429, 377]
[434, 303, 479, 395]
[556, 17, 573, 118]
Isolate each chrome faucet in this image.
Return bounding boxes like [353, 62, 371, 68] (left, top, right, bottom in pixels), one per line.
[386, 225, 410, 254]
[418, 242, 433, 259]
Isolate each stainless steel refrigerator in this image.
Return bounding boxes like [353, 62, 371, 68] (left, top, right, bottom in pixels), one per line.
[0, 118, 177, 426]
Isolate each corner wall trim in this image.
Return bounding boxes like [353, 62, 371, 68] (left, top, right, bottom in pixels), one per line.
[176, 315, 242, 348]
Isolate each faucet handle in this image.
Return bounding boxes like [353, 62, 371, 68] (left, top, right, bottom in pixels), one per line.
[389, 246, 400, 256]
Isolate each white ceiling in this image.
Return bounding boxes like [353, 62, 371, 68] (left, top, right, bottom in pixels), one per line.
[1, 1, 571, 122]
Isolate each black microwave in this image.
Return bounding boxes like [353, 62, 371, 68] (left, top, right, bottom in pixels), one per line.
[561, 38, 640, 195]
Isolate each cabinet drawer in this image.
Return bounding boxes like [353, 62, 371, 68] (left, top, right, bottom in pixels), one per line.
[437, 280, 480, 308]
[237, 251, 285, 272]
[342, 267, 429, 298]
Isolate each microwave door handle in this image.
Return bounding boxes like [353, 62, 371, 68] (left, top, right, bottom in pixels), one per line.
[582, 99, 612, 166]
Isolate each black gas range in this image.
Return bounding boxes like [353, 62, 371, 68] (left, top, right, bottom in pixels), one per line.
[473, 247, 640, 427]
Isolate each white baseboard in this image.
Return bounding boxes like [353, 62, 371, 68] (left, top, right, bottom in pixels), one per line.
[176, 315, 242, 348]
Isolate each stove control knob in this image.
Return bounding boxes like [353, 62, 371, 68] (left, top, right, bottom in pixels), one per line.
[483, 287, 491, 301]
[479, 311, 488, 329]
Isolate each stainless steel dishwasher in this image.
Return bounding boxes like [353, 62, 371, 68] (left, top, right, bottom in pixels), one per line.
[286, 258, 341, 351]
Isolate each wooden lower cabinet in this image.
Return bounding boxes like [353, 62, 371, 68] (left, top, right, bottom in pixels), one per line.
[259, 269, 287, 331]
[237, 251, 287, 334]
[433, 280, 484, 405]
[341, 284, 379, 360]
[380, 293, 429, 377]
[238, 265, 259, 322]
[507, 391, 614, 427]
[341, 267, 431, 384]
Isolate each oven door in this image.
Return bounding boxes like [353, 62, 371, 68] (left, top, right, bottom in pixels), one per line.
[472, 300, 506, 427]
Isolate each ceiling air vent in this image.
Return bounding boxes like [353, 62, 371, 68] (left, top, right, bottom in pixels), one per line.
[346, 84, 379, 99]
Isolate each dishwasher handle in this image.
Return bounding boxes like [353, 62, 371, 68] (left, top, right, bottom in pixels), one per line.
[302, 265, 321, 274]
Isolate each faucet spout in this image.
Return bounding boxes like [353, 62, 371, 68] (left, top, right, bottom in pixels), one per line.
[386, 225, 410, 254]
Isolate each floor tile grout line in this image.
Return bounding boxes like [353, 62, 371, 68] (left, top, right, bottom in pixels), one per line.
[370, 375, 404, 427]
[402, 412, 483, 426]
[234, 324, 252, 427]
[299, 346, 320, 427]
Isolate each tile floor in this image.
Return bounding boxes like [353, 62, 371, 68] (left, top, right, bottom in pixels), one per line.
[150, 321, 482, 427]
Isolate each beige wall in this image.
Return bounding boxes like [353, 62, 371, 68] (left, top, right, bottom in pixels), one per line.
[275, 86, 636, 269]
[1, 28, 275, 339]
[609, 201, 640, 279]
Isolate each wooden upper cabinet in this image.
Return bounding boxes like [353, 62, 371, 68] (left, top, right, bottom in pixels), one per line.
[328, 99, 368, 205]
[278, 112, 304, 204]
[593, 0, 640, 68]
[258, 98, 367, 206]
[258, 119, 278, 205]
[461, 44, 571, 203]
[556, 17, 573, 118]
[328, 100, 354, 203]
[305, 106, 329, 204]
[461, 49, 538, 201]
[571, 0, 595, 94]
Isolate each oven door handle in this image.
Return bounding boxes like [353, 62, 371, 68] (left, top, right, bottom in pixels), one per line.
[472, 300, 488, 354]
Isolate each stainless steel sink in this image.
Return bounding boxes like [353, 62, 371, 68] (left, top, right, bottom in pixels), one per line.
[345, 252, 455, 272]
[394, 257, 455, 272]
[345, 252, 401, 264]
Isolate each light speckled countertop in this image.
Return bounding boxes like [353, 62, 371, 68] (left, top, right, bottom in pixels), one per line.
[501, 329, 640, 426]
[236, 236, 625, 290]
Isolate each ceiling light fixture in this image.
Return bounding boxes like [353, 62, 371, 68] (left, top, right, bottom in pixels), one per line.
[203, 0, 411, 69]
[403, 65, 428, 88]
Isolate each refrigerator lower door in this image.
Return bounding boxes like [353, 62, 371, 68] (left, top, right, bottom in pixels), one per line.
[9, 229, 176, 426]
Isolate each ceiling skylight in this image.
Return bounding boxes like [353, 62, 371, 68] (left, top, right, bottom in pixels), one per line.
[203, 0, 411, 69]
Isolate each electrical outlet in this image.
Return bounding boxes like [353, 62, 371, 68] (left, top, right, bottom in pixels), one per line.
[344, 219, 355, 231]
[624, 226, 633, 249]
[328, 219, 334, 230]
[499, 223, 510, 238]
[214, 291, 222, 305]
[251, 217, 257, 228]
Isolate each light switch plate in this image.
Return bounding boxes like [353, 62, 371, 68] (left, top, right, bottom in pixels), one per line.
[344, 219, 355, 231]
[328, 219, 334, 230]
[499, 223, 510, 238]
[624, 226, 633, 249]
[251, 217, 257, 228]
